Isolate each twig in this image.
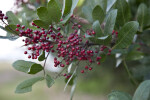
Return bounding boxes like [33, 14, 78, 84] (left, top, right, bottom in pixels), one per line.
[123, 60, 138, 86]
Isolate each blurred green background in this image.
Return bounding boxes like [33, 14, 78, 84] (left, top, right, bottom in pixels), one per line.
[0, 58, 135, 100]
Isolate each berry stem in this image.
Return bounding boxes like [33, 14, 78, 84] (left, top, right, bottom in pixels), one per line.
[70, 20, 85, 33]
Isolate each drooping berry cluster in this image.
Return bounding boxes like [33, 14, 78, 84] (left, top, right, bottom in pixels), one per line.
[8, 13, 113, 75]
[0, 9, 113, 76]
[15, 22, 112, 76]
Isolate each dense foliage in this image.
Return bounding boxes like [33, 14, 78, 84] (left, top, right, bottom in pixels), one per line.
[0, 0, 150, 100]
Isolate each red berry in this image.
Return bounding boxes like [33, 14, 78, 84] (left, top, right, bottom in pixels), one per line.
[115, 31, 118, 35]
[96, 57, 101, 61]
[57, 27, 61, 31]
[89, 67, 92, 71]
[28, 55, 31, 59]
[22, 25, 25, 29]
[60, 18, 63, 21]
[16, 24, 20, 27]
[92, 31, 96, 35]
[66, 62, 69, 65]
[32, 22, 35, 26]
[4, 16, 8, 19]
[16, 28, 19, 31]
[85, 66, 88, 69]
[60, 64, 65, 67]
[78, 25, 81, 28]
[63, 73, 67, 76]
[109, 49, 112, 52]
[28, 47, 31, 50]
[50, 25, 53, 28]
[24, 51, 27, 54]
[81, 70, 84, 73]
[97, 62, 101, 65]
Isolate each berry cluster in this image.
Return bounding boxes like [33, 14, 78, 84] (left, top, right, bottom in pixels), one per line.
[0, 10, 113, 76]
[0, 10, 8, 20]
[112, 30, 118, 37]
[0, 9, 113, 75]
[15, 18, 113, 76]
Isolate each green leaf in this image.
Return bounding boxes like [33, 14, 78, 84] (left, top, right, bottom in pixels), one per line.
[131, 66, 150, 82]
[104, 9, 117, 35]
[38, 51, 45, 61]
[47, 0, 61, 23]
[33, 20, 49, 29]
[85, 34, 111, 46]
[65, 74, 76, 86]
[46, 74, 55, 88]
[126, 51, 144, 61]
[111, 49, 128, 54]
[64, 65, 78, 90]
[137, 3, 149, 31]
[12, 60, 43, 74]
[84, 34, 96, 43]
[92, 5, 105, 23]
[98, 35, 112, 45]
[140, 30, 150, 45]
[70, 77, 77, 100]
[82, 6, 93, 23]
[62, 0, 72, 16]
[100, 53, 107, 63]
[92, 20, 111, 45]
[133, 80, 150, 100]
[15, 77, 44, 93]
[5, 25, 19, 35]
[98, 35, 109, 40]
[6, 11, 21, 25]
[147, 8, 150, 28]
[22, 13, 29, 27]
[61, 13, 72, 24]
[113, 21, 139, 49]
[114, 0, 131, 27]
[37, 7, 52, 24]
[92, 20, 103, 37]
[61, 0, 79, 24]
[71, 0, 79, 11]
[0, 26, 19, 40]
[108, 91, 132, 100]
[107, 0, 116, 11]
[64, 24, 69, 34]
[99, 0, 107, 13]
[55, 0, 62, 8]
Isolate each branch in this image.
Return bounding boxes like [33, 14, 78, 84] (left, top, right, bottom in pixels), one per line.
[73, 16, 90, 24]
[123, 60, 138, 86]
